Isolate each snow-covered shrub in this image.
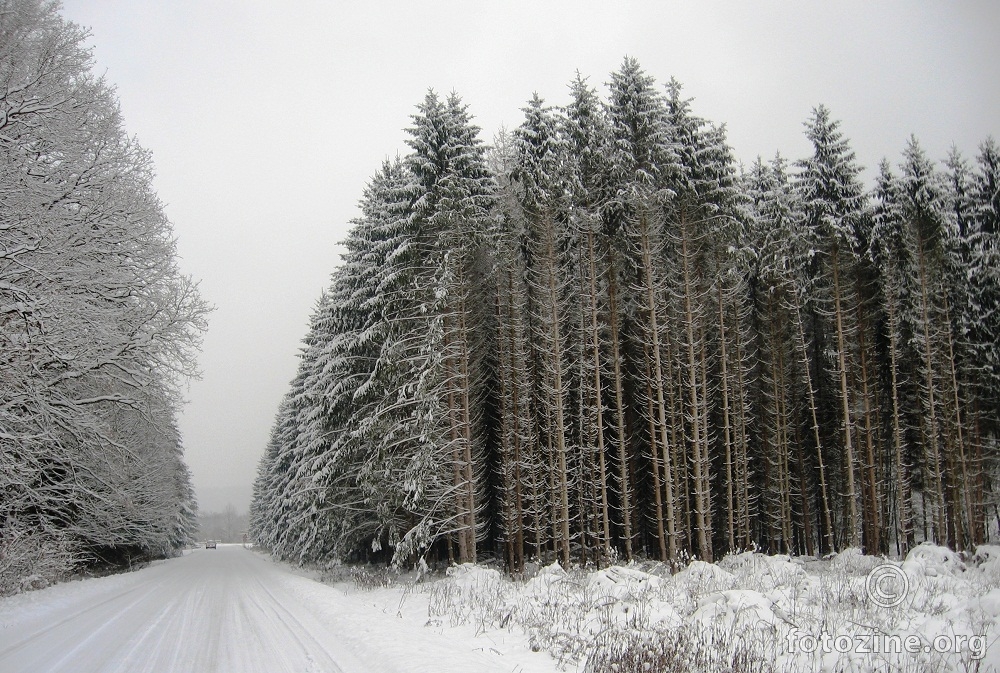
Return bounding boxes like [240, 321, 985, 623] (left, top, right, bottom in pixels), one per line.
[970, 545, 1000, 588]
[0, 526, 79, 597]
[828, 547, 884, 575]
[319, 559, 354, 584]
[582, 622, 775, 673]
[513, 563, 684, 664]
[510, 563, 599, 662]
[586, 564, 679, 632]
[693, 589, 780, 633]
[674, 559, 737, 599]
[427, 564, 512, 632]
[718, 552, 807, 593]
[351, 565, 394, 591]
[902, 542, 968, 578]
[971, 545, 1000, 568]
[416, 546, 1000, 671]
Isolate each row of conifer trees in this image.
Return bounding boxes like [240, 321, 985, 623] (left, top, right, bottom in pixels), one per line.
[250, 58, 999, 569]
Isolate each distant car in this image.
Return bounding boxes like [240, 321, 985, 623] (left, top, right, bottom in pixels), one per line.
[206, 540, 217, 549]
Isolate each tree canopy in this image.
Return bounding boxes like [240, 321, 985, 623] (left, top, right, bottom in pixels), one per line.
[1, 0, 209, 594]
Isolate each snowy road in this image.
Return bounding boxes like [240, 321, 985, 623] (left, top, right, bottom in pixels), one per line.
[0, 545, 552, 673]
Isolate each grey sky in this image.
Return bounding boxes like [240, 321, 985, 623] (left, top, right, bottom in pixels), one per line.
[57, 0, 998, 514]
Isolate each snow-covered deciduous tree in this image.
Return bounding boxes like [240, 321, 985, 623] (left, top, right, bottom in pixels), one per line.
[1, 0, 208, 594]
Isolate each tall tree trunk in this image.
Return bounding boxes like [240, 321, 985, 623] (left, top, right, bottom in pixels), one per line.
[680, 211, 712, 562]
[585, 228, 612, 561]
[444, 316, 470, 563]
[831, 247, 859, 548]
[732, 317, 753, 550]
[639, 211, 678, 560]
[916, 241, 946, 543]
[942, 295, 975, 550]
[542, 215, 571, 567]
[854, 288, 882, 554]
[644, 347, 667, 561]
[768, 294, 793, 553]
[718, 281, 736, 555]
[885, 291, 913, 555]
[606, 244, 633, 560]
[789, 280, 835, 553]
[457, 293, 477, 564]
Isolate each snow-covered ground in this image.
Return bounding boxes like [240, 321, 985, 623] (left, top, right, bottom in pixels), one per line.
[0, 544, 554, 673]
[2, 543, 999, 672]
[406, 544, 1000, 672]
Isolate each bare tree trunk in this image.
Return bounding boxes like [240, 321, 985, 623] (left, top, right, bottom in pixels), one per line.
[855, 298, 882, 554]
[943, 295, 974, 550]
[639, 211, 678, 560]
[698, 327, 714, 562]
[457, 295, 477, 564]
[606, 244, 633, 561]
[916, 242, 946, 543]
[644, 347, 667, 561]
[718, 282, 736, 555]
[768, 298, 793, 553]
[585, 228, 612, 561]
[443, 317, 469, 563]
[794, 430, 816, 557]
[665, 324, 689, 554]
[541, 216, 571, 567]
[732, 321, 753, 550]
[789, 280, 835, 553]
[831, 247, 859, 549]
[680, 212, 712, 562]
[497, 278, 516, 570]
[885, 292, 913, 555]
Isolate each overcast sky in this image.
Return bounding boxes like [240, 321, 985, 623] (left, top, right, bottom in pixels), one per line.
[57, 0, 998, 514]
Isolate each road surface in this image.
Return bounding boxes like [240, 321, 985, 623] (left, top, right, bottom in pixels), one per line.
[0, 545, 371, 673]
[0, 545, 553, 673]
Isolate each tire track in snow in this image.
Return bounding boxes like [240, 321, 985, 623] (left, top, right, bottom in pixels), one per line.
[0, 576, 154, 661]
[0, 546, 366, 673]
[239, 560, 346, 673]
[110, 578, 203, 672]
[0, 579, 168, 672]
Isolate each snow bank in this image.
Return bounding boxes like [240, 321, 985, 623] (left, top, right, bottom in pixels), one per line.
[971, 544, 1000, 582]
[719, 551, 807, 589]
[673, 558, 736, 593]
[445, 562, 503, 587]
[414, 547, 1000, 672]
[693, 588, 779, 631]
[902, 541, 967, 577]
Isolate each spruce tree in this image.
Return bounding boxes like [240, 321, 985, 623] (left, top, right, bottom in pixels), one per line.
[795, 105, 869, 550]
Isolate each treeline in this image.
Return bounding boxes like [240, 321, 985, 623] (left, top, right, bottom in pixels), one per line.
[250, 58, 999, 570]
[198, 506, 249, 544]
[1, 0, 209, 593]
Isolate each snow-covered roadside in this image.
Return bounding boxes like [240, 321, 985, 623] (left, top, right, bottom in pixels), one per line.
[0, 544, 558, 673]
[0, 555, 180, 635]
[261, 558, 559, 673]
[3, 543, 998, 672]
[337, 543, 1000, 672]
